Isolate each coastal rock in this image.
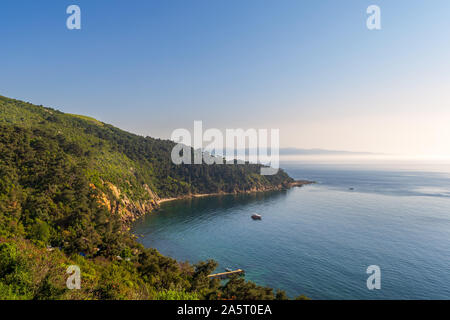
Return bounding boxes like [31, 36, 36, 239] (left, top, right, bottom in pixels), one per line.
[91, 180, 314, 226]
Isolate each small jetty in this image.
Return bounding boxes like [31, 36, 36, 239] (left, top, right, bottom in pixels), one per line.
[207, 269, 245, 279]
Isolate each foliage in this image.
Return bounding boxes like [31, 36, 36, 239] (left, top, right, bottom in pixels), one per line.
[0, 95, 304, 300]
[155, 290, 199, 300]
[217, 275, 276, 300]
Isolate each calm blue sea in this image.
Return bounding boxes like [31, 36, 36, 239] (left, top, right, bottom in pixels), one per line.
[132, 161, 450, 299]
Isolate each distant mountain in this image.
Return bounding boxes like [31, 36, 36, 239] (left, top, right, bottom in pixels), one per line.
[279, 148, 375, 156]
[215, 148, 375, 158]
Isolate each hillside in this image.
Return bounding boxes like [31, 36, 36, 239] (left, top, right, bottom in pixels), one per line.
[0, 95, 307, 300]
[0, 95, 296, 223]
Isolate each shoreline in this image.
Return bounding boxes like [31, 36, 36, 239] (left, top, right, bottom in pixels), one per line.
[156, 180, 315, 205]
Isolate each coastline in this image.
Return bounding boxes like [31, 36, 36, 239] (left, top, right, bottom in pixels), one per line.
[156, 180, 315, 205]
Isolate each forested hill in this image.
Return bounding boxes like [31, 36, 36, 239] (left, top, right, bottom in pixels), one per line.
[0, 94, 309, 300]
[0, 95, 294, 222]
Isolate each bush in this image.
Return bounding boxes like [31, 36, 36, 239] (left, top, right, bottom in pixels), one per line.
[29, 219, 51, 244]
[0, 242, 33, 299]
[155, 290, 199, 300]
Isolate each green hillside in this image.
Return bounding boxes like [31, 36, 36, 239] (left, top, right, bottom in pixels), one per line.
[0, 95, 294, 220]
[0, 95, 306, 300]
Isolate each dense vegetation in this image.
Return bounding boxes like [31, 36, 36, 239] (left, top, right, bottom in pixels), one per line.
[0, 95, 305, 300]
[0, 95, 293, 202]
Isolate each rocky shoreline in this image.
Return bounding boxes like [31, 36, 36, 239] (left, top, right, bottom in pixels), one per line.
[96, 179, 315, 225]
[156, 180, 315, 205]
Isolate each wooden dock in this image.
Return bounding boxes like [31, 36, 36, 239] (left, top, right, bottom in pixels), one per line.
[207, 269, 245, 279]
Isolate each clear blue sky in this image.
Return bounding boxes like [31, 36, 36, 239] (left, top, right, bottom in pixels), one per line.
[1, 1, 450, 156]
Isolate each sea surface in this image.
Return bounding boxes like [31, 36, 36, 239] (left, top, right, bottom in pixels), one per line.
[132, 160, 450, 299]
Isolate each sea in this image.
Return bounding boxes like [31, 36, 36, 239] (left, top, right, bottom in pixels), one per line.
[132, 159, 450, 299]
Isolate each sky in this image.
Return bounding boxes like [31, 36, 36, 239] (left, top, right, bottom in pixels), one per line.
[1, 0, 450, 156]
